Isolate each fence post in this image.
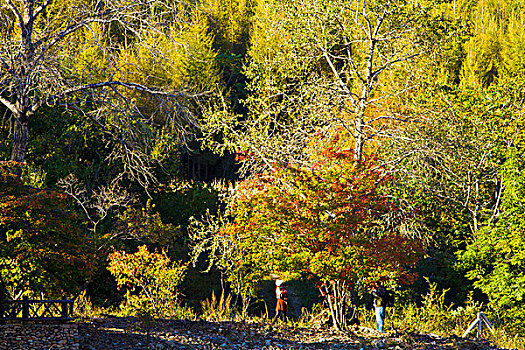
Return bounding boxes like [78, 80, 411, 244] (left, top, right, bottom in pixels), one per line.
[0, 284, 4, 321]
[0, 300, 4, 324]
[22, 296, 29, 319]
[61, 301, 68, 318]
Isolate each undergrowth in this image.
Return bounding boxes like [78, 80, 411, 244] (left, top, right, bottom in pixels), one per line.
[75, 285, 525, 349]
[200, 290, 233, 321]
[359, 281, 525, 350]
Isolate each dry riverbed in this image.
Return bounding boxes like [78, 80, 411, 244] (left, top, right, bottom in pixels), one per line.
[78, 317, 514, 350]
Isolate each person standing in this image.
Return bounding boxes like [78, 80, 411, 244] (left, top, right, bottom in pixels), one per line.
[372, 282, 390, 333]
[271, 279, 288, 326]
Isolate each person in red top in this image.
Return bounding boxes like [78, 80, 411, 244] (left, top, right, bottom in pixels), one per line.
[271, 279, 288, 326]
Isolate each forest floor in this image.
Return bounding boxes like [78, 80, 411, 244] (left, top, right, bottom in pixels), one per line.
[78, 317, 514, 350]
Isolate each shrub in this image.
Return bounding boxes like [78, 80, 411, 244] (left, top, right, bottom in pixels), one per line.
[74, 290, 106, 319]
[107, 245, 188, 318]
[0, 161, 96, 299]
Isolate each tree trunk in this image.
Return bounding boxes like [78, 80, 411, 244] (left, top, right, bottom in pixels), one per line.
[323, 280, 351, 331]
[354, 97, 367, 161]
[354, 116, 365, 162]
[10, 113, 29, 176]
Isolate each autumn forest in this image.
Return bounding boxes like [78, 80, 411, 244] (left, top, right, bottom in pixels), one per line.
[1, 0, 525, 347]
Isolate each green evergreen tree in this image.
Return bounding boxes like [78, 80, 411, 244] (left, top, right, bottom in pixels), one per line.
[460, 0, 525, 87]
[203, 0, 254, 55]
[459, 149, 525, 319]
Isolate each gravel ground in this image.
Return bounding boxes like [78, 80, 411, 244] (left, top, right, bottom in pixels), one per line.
[78, 317, 514, 350]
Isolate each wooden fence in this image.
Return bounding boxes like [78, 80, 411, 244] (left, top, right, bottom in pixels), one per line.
[0, 296, 74, 322]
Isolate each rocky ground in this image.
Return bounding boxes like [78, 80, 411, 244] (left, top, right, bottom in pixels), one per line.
[78, 317, 514, 350]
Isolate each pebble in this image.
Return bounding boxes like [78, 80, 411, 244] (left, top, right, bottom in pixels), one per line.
[71, 317, 511, 350]
[0, 324, 79, 350]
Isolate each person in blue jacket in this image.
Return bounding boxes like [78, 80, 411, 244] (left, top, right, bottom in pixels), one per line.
[372, 282, 391, 333]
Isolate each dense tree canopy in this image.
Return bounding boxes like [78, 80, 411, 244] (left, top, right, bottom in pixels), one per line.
[1, 0, 525, 341]
[459, 151, 525, 318]
[201, 136, 423, 329]
[0, 162, 96, 298]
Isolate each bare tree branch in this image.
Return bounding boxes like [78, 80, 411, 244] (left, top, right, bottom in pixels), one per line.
[1, 0, 214, 183]
[6, 0, 23, 25]
[0, 95, 16, 113]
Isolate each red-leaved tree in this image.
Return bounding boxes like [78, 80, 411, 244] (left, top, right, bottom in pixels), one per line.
[221, 146, 423, 330]
[0, 162, 97, 299]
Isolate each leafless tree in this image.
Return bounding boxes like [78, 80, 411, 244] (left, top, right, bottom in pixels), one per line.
[387, 90, 525, 237]
[317, 0, 428, 160]
[203, 0, 434, 178]
[58, 173, 135, 236]
[0, 0, 207, 181]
